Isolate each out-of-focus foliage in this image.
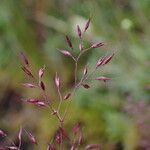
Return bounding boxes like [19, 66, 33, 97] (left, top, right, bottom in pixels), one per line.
[0, 0, 150, 149]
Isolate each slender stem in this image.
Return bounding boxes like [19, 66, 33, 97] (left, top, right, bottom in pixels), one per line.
[77, 47, 91, 61]
[73, 47, 91, 86]
[62, 75, 84, 121]
[75, 73, 87, 90]
[74, 61, 78, 86]
[80, 67, 97, 85]
[71, 134, 77, 150]
[74, 46, 90, 87]
[18, 127, 22, 150]
[71, 55, 76, 62]
[62, 75, 85, 121]
[36, 73, 64, 124]
[63, 68, 97, 121]
[42, 90, 63, 125]
[48, 105, 63, 126]
[36, 77, 63, 126]
[18, 139, 22, 150]
[57, 88, 63, 113]
[61, 57, 79, 122]
[62, 100, 71, 121]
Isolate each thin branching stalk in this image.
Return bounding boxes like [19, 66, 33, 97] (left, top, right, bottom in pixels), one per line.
[74, 61, 78, 86]
[0, 18, 113, 150]
[57, 88, 63, 118]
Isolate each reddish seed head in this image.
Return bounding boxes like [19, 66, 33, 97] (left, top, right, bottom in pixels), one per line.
[66, 35, 73, 48]
[7, 146, 18, 150]
[26, 99, 46, 107]
[84, 18, 91, 32]
[0, 129, 7, 137]
[63, 93, 71, 100]
[95, 76, 111, 82]
[55, 72, 60, 88]
[59, 127, 69, 140]
[103, 53, 114, 65]
[27, 131, 37, 145]
[54, 130, 62, 144]
[82, 84, 90, 89]
[26, 98, 39, 103]
[36, 101, 47, 107]
[20, 52, 29, 66]
[73, 122, 82, 135]
[39, 65, 45, 78]
[96, 53, 114, 68]
[40, 81, 45, 91]
[77, 25, 82, 38]
[21, 66, 34, 78]
[83, 66, 88, 76]
[60, 50, 72, 57]
[91, 42, 104, 48]
[54, 127, 69, 144]
[96, 56, 106, 68]
[22, 83, 37, 88]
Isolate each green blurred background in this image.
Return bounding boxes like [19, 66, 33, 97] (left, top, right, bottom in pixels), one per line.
[0, 0, 150, 149]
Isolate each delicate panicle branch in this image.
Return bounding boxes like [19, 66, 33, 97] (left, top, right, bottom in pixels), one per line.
[18, 126, 22, 149]
[1, 18, 114, 150]
[57, 87, 63, 115]
[74, 61, 78, 86]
